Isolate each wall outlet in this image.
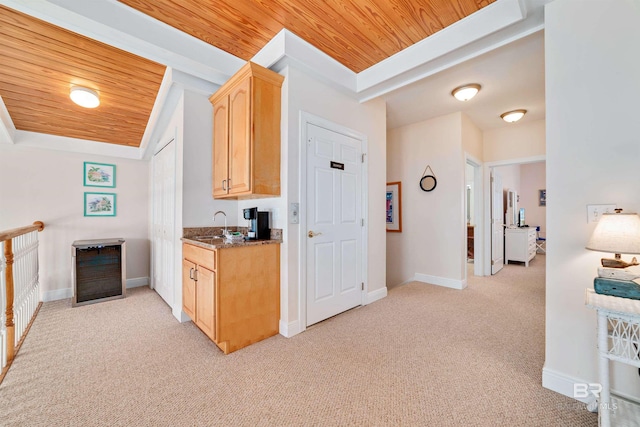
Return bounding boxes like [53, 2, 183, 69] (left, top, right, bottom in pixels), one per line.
[587, 204, 617, 223]
[289, 203, 300, 224]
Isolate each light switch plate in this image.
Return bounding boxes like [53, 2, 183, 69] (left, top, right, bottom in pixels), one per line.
[289, 203, 300, 224]
[587, 204, 616, 223]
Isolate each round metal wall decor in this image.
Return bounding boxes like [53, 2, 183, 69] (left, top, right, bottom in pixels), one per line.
[419, 165, 437, 192]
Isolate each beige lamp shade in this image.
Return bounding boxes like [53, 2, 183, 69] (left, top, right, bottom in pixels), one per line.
[586, 213, 640, 255]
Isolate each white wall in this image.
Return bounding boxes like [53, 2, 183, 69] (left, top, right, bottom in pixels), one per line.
[0, 144, 149, 301]
[544, 0, 640, 400]
[520, 162, 546, 234]
[182, 90, 237, 227]
[387, 112, 465, 289]
[496, 164, 521, 196]
[238, 65, 387, 336]
[462, 113, 483, 162]
[484, 119, 545, 162]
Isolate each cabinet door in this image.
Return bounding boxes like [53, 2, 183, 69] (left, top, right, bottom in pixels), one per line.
[195, 265, 216, 341]
[228, 78, 252, 195]
[182, 259, 196, 321]
[212, 98, 229, 197]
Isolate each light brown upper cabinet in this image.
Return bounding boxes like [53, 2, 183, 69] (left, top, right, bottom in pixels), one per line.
[209, 62, 284, 199]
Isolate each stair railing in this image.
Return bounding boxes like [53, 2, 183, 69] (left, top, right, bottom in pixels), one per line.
[0, 221, 44, 380]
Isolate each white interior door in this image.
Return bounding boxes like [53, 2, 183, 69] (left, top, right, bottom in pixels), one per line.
[152, 139, 175, 307]
[491, 168, 504, 274]
[306, 123, 363, 326]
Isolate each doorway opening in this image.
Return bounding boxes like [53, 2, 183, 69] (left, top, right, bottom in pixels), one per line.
[483, 157, 546, 276]
[465, 155, 483, 280]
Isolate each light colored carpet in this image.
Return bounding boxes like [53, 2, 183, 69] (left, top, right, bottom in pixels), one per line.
[0, 254, 597, 426]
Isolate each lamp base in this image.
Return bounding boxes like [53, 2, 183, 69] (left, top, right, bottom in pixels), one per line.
[601, 257, 639, 268]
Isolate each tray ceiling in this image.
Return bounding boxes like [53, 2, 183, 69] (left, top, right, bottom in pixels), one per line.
[0, 0, 495, 148]
[0, 5, 165, 147]
[119, 0, 494, 73]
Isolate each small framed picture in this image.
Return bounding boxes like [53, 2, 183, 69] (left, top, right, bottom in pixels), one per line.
[386, 181, 402, 232]
[84, 162, 116, 187]
[539, 189, 546, 207]
[84, 192, 116, 217]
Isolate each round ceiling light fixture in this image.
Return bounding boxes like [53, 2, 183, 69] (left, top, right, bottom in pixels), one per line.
[70, 86, 100, 108]
[451, 84, 481, 101]
[500, 109, 527, 123]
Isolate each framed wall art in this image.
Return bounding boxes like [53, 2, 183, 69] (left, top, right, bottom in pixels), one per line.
[386, 181, 402, 232]
[539, 189, 546, 207]
[84, 192, 116, 217]
[84, 161, 116, 188]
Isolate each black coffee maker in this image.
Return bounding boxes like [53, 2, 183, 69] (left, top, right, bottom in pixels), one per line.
[243, 207, 270, 240]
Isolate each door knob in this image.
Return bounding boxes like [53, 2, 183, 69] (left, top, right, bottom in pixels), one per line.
[308, 230, 323, 238]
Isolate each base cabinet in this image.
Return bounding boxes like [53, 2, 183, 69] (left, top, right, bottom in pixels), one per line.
[195, 265, 215, 339]
[182, 242, 280, 354]
[182, 259, 197, 321]
[505, 227, 536, 267]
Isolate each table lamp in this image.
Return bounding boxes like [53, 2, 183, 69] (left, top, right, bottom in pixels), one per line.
[586, 209, 640, 268]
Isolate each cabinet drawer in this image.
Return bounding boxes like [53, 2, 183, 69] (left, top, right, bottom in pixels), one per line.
[183, 244, 216, 271]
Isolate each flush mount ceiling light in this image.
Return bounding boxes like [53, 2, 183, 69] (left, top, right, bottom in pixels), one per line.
[500, 109, 527, 123]
[451, 84, 481, 101]
[70, 86, 100, 108]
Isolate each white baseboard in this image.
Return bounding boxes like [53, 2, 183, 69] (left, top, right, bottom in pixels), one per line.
[542, 365, 640, 410]
[365, 287, 387, 304]
[172, 307, 191, 323]
[42, 287, 72, 302]
[279, 319, 302, 338]
[414, 273, 467, 290]
[41, 277, 150, 302]
[542, 366, 594, 405]
[391, 278, 415, 288]
[126, 277, 149, 288]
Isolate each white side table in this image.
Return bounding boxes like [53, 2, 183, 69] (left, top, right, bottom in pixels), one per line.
[585, 289, 640, 427]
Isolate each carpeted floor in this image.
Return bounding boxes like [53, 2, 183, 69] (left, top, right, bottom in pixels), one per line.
[0, 254, 597, 426]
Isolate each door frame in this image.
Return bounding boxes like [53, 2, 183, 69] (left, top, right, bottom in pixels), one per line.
[464, 153, 483, 279]
[482, 155, 546, 276]
[150, 123, 188, 323]
[298, 111, 368, 331]
[151, 136, 176, 306]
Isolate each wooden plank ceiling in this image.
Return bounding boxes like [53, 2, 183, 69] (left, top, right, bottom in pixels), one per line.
[0, 1, 494, 147]
[119, 0, 494, 73]
[0, 5, 165, 147]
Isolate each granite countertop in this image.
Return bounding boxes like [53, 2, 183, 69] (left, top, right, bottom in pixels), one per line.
[181, 226, 282, 250]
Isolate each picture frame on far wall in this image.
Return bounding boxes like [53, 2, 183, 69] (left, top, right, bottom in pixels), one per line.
[84, 192, 116, 217]
[84, 161, 116, 188]
[539, 189, 547, 207]
[386, 181, 402, 232]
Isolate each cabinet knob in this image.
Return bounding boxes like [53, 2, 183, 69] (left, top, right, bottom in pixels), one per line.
[222, 180, 226, 191]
